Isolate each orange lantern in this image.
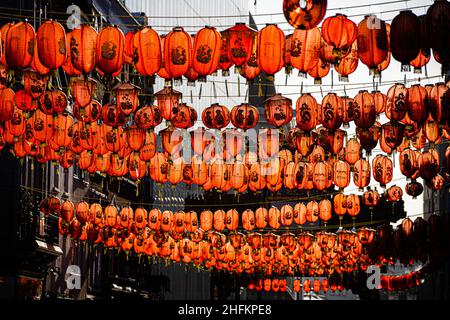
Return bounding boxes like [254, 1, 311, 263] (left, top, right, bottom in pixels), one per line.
[164, 27, 192, 81]
[357, 15, 389, 74]
[193, 26, 221, 79]
[36, 20, 66, 70]
[4, 21, 35, 69]
[256, 24, 285, 77]
[231, 103, 259, 130]
[132, 26, 161, 76]
[96, 25, 124, 76]
[290, 27, 321, 76]
[202, 103, 230, 129]
[296, 93, 318, 132]
[264, 94, 293, 128]
[283, 0, 327, 30]
[386, 83, 408, 122]
[225, 23, 256, 69]
[390, 10, 421, 71]
[353, 90, 376, 129]
[372, 155, 393, 187]
[68, 24, 97, 74]
[322, 14, 357, 54]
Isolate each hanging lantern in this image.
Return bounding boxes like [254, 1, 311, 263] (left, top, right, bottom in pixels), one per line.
[406, 84, 429, 124]
[256, 24, 285, 77]
[134, 105, 162, 130]
[306, 200, 319, 223]
[283, 0, 327, 30]
[113, 82, 140, 116]
[426, 0, 450, 65]
[381, 121, 405, 151]
[36, 20, 66, 70]
[290, 27, 321, 76]
[335, 41, 358, 81]
[202, 103, 230, 129]
[322, 14, 357, 54]
[346, 194, 361, 218]
[399, 149, 420, 179]
[164, 27, 192, 81]
[321, 93, 343, 130]
[353, 90, 376, 129]
[96, 25, 124, 76]
[23, 70, 48, 99]
[170, 103, 197, 129]
[4, 21, 35, 69]
[405, 180, 423, 198]
[69, 24, 98, 74]
[372, 155, 393, 187]
[218, 30, 233, 76]
[39, 89, 68, 115]
[333, 159, 350, 189]
[0, 87, 15, 122]
[264, 94, 293, 128]
[390, 11, 421, 71]
[363, 188, 380, 208]
[155, 86, 182, 121]
[225, 23, 256, 69]
[231, 103, 259, 130]
[295, 93, 318, 132]
[193, 26, 221, 80]
[357, 15, 389, 74]
[132, 26, 161, 76]
[70, 77, 96, 108]
[386, 185, 403, 202]
[386, 83, 408, 122]
[357, 122, 380, 156]
[418, 149, 440, 180]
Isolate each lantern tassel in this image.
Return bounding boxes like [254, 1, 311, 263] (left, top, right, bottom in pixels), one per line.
[258, 79, 262, 97]
[198, 84, 202, 100]
[225, 79, 229, 97]
[213, 81, 217, 99]
[238, 77, 241, 97]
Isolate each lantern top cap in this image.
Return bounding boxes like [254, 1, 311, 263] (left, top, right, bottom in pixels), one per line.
[264, 93, 292, 104]
[155, 86, 182, 97]
[172, 26, 185, 32]
[112, 82, 141, 92]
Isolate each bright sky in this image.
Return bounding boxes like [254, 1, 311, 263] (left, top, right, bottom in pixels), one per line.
[248, 0, 444, 219]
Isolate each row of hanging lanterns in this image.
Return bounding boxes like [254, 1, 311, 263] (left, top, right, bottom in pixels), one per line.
[38, 195, 450, 277]
[0, 0, 449, 86]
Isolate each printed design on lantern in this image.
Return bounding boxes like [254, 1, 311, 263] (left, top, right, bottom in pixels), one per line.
[291, 39, 302, 57]
[72, 130, 81, 148]
[160, 163, 168, 175]
[196, 45, 212, 63]
[58, 37, 66, 55]
[323, 103, 334, 122]
[79, 127, 90, 140]
[11, 112, 22, 125]
[300, 103, 311, 123]
[346, 101, 354, 119]
[375, 31, 388, 51]
[101, 41, 117, 60]
[25, 123, 33, 141]
[171, 46, 187, 65]
[70, 37, 80, 62]
[119, 95, 133, 112]
[55, 95, 67, 109]
[106, 131, 117, 144]
[106, 107, 116, 123]
[132, 48, 139, 64]
[353, 101, 361, 121]
[27, 39, 34, 56]
[394, 93, 406, 114]
[30, 75, 46, 95]
[250, 171, 259, 182]
[231, 37, 247, 58]
[41, 93, 52, 112]
[129, 159, 139, 171]
[374, 162, 383, 180]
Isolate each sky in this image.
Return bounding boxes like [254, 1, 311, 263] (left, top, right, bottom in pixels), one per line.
[247, 0, 444, 219]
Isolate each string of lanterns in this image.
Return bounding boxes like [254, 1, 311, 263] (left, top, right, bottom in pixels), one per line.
[0, 1, 448, 84]
[36, 195, 450, 279]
